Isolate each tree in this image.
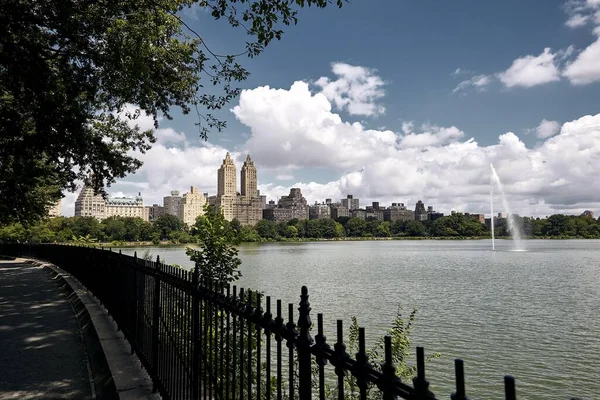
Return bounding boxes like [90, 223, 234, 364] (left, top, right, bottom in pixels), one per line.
[405, 220, 426, 237]
[188, 204, 241, 286]
[0, 0, 345, 224]
[153, 214, 185, 240]
[345, 218, 367, 237]
[102, 217, 127, 241]
[373, 221, 391, 237]
[70, 217, 103, 239]
[255, 219, 278, 239]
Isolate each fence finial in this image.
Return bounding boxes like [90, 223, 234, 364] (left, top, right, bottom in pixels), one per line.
[297, 286, 313, 343]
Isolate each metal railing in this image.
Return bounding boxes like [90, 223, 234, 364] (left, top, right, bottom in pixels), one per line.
[1, 243, 543, 399]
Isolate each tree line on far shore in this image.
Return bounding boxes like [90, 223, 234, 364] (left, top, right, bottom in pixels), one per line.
[1, 210, 599, 244]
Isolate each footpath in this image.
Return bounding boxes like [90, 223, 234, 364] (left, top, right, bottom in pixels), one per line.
[0, 258, 158, 400]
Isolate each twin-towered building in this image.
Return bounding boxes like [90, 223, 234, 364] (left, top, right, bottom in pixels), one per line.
[212, 153, 263, 226]
[74, 153, 263, 226]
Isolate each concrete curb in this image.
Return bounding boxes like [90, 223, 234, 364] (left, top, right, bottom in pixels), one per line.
[23, 258, 160, 400]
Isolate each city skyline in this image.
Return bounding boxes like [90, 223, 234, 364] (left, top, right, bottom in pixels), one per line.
[59, 0, 600, 218]
[58, 141, 600, 219]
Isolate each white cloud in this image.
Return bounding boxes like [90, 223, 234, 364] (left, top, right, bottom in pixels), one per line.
[275, 174, 294, 181]
[230, 79, 600, 216]
[535, 119, 561, 138]
[563, 37, 600, 84]
[399, 124, 465, 148]
[566, 13, 591, 27]
[401, 121, 414, 134]
[561, 0, 600, 84]
[232, 81, 397, 171]
[314, 63, 386, 116]
[497, 48, 561, 88]
[452, 74, 492, 94]
[451, 68, 472, 76]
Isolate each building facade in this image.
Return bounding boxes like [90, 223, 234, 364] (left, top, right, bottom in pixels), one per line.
[74, 186, 106, 219]
[277, 188, 309, 220]
[105, 193, 148, 221]
[179, 186, 207, 226]
[330, 206, 350, 220]
[341, 195, 360, 210]
[218, 152, 237, 197]
[75, 186, 148, 221]
[147, 204, 166, 222]
[415, 200, 428, 221]
[263, 208, 294, 222]
[234, 196, 263, 226]
[215, 153, 262, 225]
[48, 199, 62, 217]
[383, 209, 415, 222]
[163, 191, 182, 216]
[240, 154, 258, 197]
[309, 203, 331, 219]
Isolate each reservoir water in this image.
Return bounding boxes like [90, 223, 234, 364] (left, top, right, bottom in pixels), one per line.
[116, 239, 600, 399]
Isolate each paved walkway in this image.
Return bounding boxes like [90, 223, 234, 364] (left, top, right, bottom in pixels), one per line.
[0, 260, 92, 400]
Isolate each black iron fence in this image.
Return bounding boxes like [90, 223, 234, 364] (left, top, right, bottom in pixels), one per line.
[1, 243, 527, 399]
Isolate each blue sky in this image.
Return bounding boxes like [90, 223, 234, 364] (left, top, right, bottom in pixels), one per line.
[177, 0, 599, 146]
[63, 0, 600, 217]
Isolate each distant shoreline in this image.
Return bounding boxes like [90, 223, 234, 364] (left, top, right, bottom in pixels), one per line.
[85, 236, 596, 248]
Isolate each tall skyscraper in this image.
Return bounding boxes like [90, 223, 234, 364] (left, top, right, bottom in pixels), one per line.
[218, 152, 237, 196]
[240, 154, 258, 197]
[215, 152, 262, 225]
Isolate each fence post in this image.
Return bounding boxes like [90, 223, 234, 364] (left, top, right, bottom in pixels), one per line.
[413, 347, 435, 399]
[130, 261, 138, 356]
[297, 286, 314, 400]
[191, 265, 200, 399]
[151, 255, 161, 392]
[504, 376, 516, 400]
[451, 359, 468, 400]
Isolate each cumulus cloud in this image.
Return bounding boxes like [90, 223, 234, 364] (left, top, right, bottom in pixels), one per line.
[534, 119, 561, 139]
[230, 80, 600, 216]
[566, 13, 591, 27]
[563, 37, 600, 84]
[497, 48, 561, 88]
[232, 81, 397, 171]
[314, 63, 386, 116]
[557, 0, 600, 84]
[399, 124, 465, 148]
[452, 74, 492, 94]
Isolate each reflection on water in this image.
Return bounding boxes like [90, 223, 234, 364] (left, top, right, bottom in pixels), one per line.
[116, 240, 600, 400]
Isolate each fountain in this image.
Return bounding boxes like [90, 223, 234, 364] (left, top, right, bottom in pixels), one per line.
[490, 164, 524, 251]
